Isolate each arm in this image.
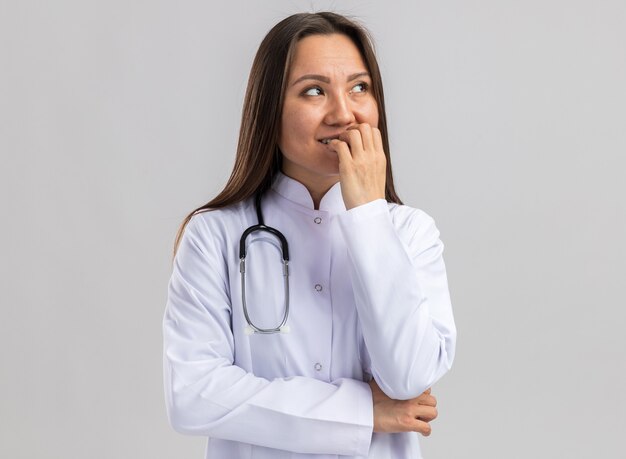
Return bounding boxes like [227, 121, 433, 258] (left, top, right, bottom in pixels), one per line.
[336, 201, 456, 400]
[163, 215, 373, 455]
[330, 123, 456, 400]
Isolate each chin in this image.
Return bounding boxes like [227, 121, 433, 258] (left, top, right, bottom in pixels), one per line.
[320, 160, 340, 176]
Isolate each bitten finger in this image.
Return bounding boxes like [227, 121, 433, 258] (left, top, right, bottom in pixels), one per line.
[329, 139, 352, 168]
[338, 127, 363, 157]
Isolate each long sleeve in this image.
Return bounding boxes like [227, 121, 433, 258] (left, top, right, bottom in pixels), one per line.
[336, 199, 456, 400]
[163, 215, 373, 455]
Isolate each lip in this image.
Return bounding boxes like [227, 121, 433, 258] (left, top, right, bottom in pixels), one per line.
[317, 126, 360, 144]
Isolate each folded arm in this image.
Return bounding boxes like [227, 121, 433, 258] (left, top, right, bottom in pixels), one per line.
[163, 216, 373, 455]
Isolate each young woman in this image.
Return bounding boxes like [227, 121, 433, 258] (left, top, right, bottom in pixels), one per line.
[163, 12, 456, 458]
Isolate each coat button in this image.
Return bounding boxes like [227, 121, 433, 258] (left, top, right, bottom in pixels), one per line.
[314, 284, 323, 292]
[314, 362, 322, 371]
[313, 217, 322, 224]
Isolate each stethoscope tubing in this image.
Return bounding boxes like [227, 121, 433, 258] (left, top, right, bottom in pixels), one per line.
[238, 193, 291, 334]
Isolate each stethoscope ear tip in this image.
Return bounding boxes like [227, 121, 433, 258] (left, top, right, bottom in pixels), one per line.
[244, 326, 255, 336]
[279, 325, 290, 334]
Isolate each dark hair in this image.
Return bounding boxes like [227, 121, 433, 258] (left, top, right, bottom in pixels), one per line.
[174, 12, 402, 255]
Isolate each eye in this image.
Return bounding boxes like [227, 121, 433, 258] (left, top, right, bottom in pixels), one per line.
[350, 82, 369, 94]
[302, 86, 323, 97]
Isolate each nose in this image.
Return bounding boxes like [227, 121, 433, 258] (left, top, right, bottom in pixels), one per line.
[323, 93, 356, 127]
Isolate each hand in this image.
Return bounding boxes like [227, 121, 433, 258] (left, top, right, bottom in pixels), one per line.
[368, 379, 438, 436]
[329, 123, 386, 210]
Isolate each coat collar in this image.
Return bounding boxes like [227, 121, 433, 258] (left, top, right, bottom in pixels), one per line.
[271, 172, 346, 213]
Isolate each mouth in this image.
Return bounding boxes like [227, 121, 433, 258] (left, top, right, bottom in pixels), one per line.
[318, 135, 340, 145]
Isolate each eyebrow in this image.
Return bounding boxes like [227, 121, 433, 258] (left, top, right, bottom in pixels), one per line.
[291, 72, 370, 86]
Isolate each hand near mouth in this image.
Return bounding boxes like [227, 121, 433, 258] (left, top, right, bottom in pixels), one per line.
[328, 123, 387, 210]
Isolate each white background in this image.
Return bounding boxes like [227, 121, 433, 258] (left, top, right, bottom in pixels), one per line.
[1, 1, 625, 457]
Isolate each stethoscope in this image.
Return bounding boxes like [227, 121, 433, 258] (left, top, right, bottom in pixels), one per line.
[239, 193, 291, 335]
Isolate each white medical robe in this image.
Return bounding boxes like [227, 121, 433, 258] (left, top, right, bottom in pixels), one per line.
[163, 172, 456, 458]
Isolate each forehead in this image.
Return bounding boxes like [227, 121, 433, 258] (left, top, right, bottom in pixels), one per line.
[288, 33, 367, 78]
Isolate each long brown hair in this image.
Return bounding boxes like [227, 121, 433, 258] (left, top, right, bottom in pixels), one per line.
[174, 12, 402, 255]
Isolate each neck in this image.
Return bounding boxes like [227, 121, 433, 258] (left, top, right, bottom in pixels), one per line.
[303, 179, 341, 210]
[307, 186, 331, 210]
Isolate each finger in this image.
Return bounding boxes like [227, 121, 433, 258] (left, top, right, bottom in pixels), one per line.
[329, 139, 352, 169]
[414, 393, 437, 407]
[357, 123, 375, 153]
[409, 419, 433, 437]
[372, 127, 384, 153]
[338, 127, 363, 157]
[414, 405, 438, 423]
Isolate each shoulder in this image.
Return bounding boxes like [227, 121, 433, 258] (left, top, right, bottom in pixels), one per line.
[188, 200, 252, 229]
[180, 199, 254, 253]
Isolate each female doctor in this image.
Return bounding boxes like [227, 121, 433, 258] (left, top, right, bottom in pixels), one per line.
[163, 12, 456, 459]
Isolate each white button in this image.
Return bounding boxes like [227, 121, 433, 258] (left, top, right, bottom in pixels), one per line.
[314, 217, 322, 224]
[314, 284, 323, 292]
[314, 362, 322, 371]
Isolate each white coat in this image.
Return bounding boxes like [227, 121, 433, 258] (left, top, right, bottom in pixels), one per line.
[163, 172, 456, 458]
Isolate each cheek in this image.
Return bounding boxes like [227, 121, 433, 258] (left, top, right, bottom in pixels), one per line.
[367, 100, 380, 127]
[370, 111, 379, 128]
[355, 99, 379, 127]
[282, 106, 316, 140]
[279, 109, 311, 156]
